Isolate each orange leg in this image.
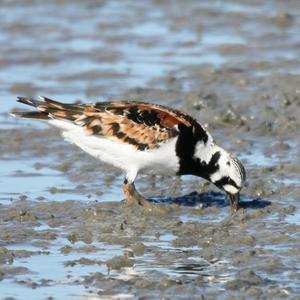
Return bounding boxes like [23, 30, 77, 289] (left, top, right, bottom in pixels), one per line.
[122, 180, 150, 206]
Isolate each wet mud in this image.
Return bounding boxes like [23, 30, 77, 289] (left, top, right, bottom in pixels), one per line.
[1, 0, 300, 299]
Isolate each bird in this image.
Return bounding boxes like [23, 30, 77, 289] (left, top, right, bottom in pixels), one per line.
[12, 96, 246, 211]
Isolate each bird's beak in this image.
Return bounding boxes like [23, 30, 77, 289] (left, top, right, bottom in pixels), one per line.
[228, 192, 239, 213]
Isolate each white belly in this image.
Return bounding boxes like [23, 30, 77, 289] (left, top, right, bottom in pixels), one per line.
[49, 119, 180, 181]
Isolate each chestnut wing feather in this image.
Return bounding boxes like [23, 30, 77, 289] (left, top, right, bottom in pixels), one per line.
[16, 97, 195, 150]
[75, 102, 193, 150]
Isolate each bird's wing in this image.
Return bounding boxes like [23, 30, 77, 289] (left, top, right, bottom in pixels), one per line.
[15, 97, 196, 150]
[76, 101, 194, 150]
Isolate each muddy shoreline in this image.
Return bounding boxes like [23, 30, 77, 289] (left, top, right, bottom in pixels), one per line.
[1, 0, 300, 299]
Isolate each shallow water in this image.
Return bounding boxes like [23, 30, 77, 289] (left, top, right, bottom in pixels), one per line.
[1, 0, 300, 299]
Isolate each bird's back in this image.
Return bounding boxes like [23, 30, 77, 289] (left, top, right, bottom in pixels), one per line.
[14, 97, 209, 151]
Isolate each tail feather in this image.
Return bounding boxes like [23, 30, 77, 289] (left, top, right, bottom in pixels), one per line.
[11, 111, 49, 120]
[13, 96, 85, 122]
[17, 96, 42, 108]
[39, 96, 83, 112]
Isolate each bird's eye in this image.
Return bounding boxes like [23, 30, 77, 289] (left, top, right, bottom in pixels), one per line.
[226, 161, 231, 166]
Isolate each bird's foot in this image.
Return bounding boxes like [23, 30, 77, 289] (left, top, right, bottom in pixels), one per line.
[122, 181, 151, 207]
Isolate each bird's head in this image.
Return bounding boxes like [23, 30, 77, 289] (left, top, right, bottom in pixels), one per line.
[194, 143, 246, 211]
[210, 147, 246, 211]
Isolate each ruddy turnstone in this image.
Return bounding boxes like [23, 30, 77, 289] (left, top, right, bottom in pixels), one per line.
[13, 96, 246, 211]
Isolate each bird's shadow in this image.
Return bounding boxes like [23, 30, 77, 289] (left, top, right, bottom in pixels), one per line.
[149, 191, 271, 209]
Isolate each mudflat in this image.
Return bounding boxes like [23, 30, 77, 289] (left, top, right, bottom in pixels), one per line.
[0, 0, 300, 299]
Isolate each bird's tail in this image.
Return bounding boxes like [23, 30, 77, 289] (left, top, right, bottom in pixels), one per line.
[12, 96, 85, 121]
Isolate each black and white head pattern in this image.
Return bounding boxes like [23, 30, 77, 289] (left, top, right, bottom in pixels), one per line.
[207, 146, 246, 194]
[178, 128, 246, 195]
